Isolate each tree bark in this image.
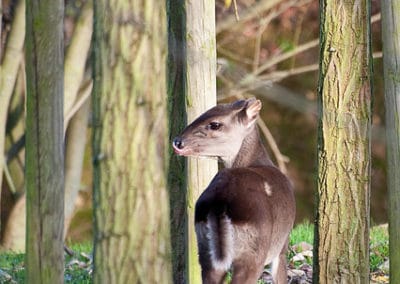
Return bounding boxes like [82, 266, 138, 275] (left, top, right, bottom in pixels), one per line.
[0, 0, 25, 220]
[92, 0, 172, 283]
[25, 0, 65, 282]
[167, 1, 218, 283]
[185, 2, 218, 283]
[314, 0, 372, 283]
[381, 1, 400, 283]
[166, 0, 188, 282]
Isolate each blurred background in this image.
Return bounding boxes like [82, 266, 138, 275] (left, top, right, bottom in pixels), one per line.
[0, 0, 386, 248]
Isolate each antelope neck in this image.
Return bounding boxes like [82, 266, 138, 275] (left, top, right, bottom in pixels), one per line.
[226, 128, 273, 168]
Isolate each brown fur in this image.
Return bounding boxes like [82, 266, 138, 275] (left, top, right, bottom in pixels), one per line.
[173, 99, 296, 283]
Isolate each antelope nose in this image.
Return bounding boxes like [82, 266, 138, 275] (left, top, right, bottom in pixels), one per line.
[173, 137, 184, 149]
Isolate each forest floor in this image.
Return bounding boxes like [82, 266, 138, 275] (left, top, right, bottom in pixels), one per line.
[276, 222, 389, 284]
[0, 223, 389, 283]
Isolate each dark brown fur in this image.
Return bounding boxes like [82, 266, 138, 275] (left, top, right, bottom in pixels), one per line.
[173, 99, 296, 283]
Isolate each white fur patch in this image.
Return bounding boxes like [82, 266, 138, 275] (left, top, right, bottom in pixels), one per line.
[264, 181, 272, 196]
[271, 255, 280, 282]
[206, 215, 235, 271]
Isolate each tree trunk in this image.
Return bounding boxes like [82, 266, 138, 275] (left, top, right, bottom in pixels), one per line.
[2, 0, 93, 249]
[25, 0, 65, 282]
[166, 0, 188, 282]
[92, 1, 172, 283]
[185, 2, 218, 283]
[314, 1, 372, 283]
[0, 0, 25, 220]
[381, 1, 400, 283]
[167, 0, 217, 283]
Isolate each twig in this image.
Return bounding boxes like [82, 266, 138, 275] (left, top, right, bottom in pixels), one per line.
[3, 161, 17, 194]
[64, 245, 75, 257]
[218, 61, 317, 115]
[218, 46, 254, 65]
[245, 64, 319, 90]
[64, 80, 93, 134]
[217, 0, 285, 34]
[254, 39, 319, 75]
[233, 0, 239, 21]
[257, 119, 289, 174]
[252, 0, 313, 72]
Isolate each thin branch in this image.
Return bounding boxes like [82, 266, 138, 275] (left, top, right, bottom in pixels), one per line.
[3, 161, 17, 194]
[64, 0, 93, 117]
[254, 39, 319, 75]
[64, 80, 93, 134]
[233, 0, 239, 21]
[217, 0, 285, 34]
[257, 118, 289, 174]
[218, 61, 317, 115]
[251, 63, 318, 84]
[252, 0, 313, 71]
[218, 46, 254, 65]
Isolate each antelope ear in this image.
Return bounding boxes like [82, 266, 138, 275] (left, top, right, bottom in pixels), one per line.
[244, 98, 262, 127]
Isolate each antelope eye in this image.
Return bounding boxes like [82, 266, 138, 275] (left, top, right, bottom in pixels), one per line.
[208, 122, 222, 130]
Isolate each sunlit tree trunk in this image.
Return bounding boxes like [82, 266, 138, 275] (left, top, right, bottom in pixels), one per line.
[185, 2, 218, 283]
[0, 0, 25, 218]
[381, 1, 400, 282]
[92, 0, 172, 282]
[314, 0, 372, 283]
[167, 0, 217, 283]
[25, 0, 65, 282]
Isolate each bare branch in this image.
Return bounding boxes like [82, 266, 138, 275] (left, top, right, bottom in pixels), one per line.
[250, 63, 318, 84]
[64, 0, 93, 118]
[64, 80, 93, 134]
[254, 39, 319, 75]
[3, 161, 17, 194]
[257, 118, 289, 174]
[217, 0, 285, 34]
[233, 0, 239, 21]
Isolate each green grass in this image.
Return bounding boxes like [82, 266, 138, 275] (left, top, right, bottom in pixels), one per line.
[288, 222, 389, 273]
[0, 251, 25, 283]
[0, 224, 389, 283]
[64, 242, 93, 283]
[290, 220, 314, 246]
[369, 225, 389, 272]
[0, 242, 93, 284]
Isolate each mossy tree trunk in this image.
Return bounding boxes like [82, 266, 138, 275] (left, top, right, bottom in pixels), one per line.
[167, 0, 217, 283]
[25, 0, 65, 282]
[92, 0, 172, 283]
[314, 0, 372, 283]
[381, 1, 400, 282]
[166, 0, 187, 282]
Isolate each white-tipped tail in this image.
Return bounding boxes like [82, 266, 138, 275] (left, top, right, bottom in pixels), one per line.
[206, 214, 235, 271]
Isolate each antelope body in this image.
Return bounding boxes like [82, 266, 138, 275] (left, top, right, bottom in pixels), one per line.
[173, 98, 295, 284]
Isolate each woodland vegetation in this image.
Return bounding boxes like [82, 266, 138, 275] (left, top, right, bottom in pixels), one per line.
[0, 0, 399, 283]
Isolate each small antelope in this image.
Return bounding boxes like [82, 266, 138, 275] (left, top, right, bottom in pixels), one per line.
[173, 98, 295, 284]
